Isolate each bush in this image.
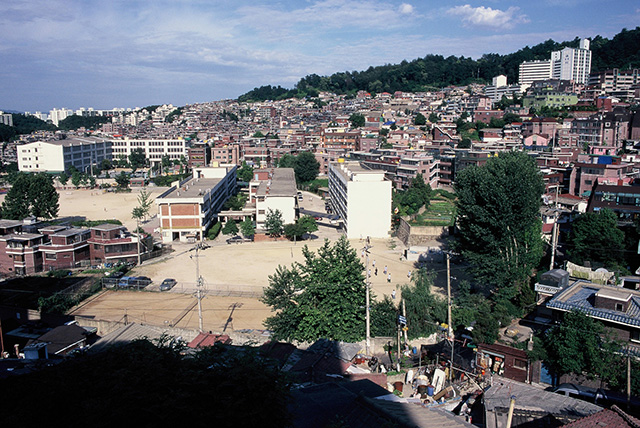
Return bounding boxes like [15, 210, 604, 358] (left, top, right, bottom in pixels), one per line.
[207, 222, 222, 240]
[47, 269, 71, 278]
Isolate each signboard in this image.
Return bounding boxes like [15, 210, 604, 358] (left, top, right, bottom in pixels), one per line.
[398, 315, 407, 325]
[534, 283, 561, 295]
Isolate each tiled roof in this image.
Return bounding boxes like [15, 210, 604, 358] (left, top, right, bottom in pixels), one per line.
[562, 405, 640, 428]
[187, 332, 231, 348]
[547, 282, 640, 327]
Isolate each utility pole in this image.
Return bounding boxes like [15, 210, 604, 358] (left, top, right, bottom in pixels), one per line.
[136, 217, 141, 266]
[364, 245, 371, 356]
[549, 185, 559, 271]
[190, 242, 205, 332]
[446, 252, 454, 383]
[402, 299, 408, 344]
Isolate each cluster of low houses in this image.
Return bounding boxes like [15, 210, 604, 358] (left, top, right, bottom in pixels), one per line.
[2, 319, 639, 428]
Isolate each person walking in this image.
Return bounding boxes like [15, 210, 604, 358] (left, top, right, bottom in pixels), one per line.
[383, 265, 388, 275]
[391, 289, 396, 299]
[375, 267, 378, 276]
[387, 273, 392, 283]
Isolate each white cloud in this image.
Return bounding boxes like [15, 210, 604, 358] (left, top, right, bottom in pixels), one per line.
[446, 4, 528, 30]
[399, 3, 414, 14]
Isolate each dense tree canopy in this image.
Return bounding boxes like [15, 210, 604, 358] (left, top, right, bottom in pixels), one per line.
[238, 27, 640, 101]
[1, 173, 59, 220]
[293, 151, 320, 183]
[261, 237, 367, 342]
[394, 174, 432, 216]
[0, 339, 292, 427]
[265, 208, 284, 237]
[57, 114, 109, 130]
[567, 208, 625, 268]
[400, 268, 447, 340]
[454, 151, 545, 294]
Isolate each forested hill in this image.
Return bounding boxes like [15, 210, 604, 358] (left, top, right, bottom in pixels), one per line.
[238, 27, 640, 102]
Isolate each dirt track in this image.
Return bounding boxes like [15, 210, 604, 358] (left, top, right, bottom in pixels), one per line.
[6, 188, 454, 333]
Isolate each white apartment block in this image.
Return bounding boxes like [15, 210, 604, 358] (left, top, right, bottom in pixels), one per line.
[328, 161, 392, 239]
[253, 168, 298, 229]
[484, 76, 524, 103]
[17, 138, 112, 173]
[156, 165, 237, 243]
[48, 108, 74, 126]
[0, 112, 13, 126]
[551, 39, 591, 84]
[519, 60, 552, 86]
[110, 138, 187, 165]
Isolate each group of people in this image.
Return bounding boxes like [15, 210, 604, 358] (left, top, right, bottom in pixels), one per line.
[360, 244, 414, 301]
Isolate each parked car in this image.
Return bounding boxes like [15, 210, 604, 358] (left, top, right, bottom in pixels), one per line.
[118, 276, 136, 288]
[134, 276, 152, 287]
[226, 236, 251, 244]
[314, 216, 322, 221]
[160, 278, 177, 291]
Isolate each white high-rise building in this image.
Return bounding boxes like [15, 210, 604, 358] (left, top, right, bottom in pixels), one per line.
[551, 39, 591, 84]
[519, 60, 552, 86]
[328, 161, 391, 239]
[48, 108, 74, 126]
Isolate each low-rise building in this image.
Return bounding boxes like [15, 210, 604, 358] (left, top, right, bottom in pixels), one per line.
[39, 226, 91, 270]
[156, 165, 237, 243]
[17, 138, 111, 173]
[252, 168, 298, 229]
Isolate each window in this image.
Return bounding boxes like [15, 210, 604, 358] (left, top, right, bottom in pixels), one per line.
[45, 253, 57, 260]
[615, 303, 624, 312]
[631, 330, 640, 343]
[513, 359, 527, 370]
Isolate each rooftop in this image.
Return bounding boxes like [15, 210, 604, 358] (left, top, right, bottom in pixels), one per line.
[547, 281, 640, 327]
[256, 168, 297, 197]
[158, 176, 225, 200]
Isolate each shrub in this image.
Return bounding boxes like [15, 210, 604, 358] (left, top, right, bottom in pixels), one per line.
[207, 222, 222, 240]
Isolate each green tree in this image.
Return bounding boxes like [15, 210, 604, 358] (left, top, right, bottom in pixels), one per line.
[1, 173, 59, 220]
[283, 222, 306, 240]
[58, 172, 69, 185]
[252, 131, 265, 138]
[293, 151, 320, 183]
[428, 112, 439, 123]
[298, 215, 318, 234]
[136, 188, 153, 221]
[1, 173, 32, 219]
[400, 268, 447, 339]
[240, 218, 255, 238]
[394, 173, 432, 216]
[71, 170, 84, 187]
[100, 158, 113, 171]
[414, 113, 427, 126]
[567, 208, 624, 267]
[544, 310, 618, 380]
[349, 113, 365, 128]
[128, 148, 147, 170]
[454, 151, 544, 299]
[458, 138, 472, 149]
[261, 237, 366, 342]
[115, 171, 130, 189]
[222, 220, 239, 236]
[265, 209, 284, 237]
[237, 162, 254, 182]
[276, 153, 295, 168]
[370, 296, 398, 337]
[29, 174, 60, 219]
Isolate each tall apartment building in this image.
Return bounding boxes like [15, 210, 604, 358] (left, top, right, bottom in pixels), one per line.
[17, 137, 112, 173]
[156, 165, 237, 243]
[328, 161, 391, 239]
[519, 39, 591, 86]
[519, 60, 552, 86]
[0, 111, 13, 126]
[551, 39, 592, 84]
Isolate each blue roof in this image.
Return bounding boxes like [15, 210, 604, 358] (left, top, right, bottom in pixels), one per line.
[547, 283, 640, 327]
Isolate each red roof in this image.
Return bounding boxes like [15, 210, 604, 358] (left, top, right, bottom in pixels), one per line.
[187, 332, 231, 349]
[563, 406, 640, 428]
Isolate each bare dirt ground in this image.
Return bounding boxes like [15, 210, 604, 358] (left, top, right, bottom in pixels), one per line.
[12, 188, 455, 333]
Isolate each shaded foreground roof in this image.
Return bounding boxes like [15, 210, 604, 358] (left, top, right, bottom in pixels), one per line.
[562, 405, 640, 428]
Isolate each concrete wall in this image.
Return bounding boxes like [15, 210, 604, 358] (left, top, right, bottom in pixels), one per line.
[396, 218, 449, 247]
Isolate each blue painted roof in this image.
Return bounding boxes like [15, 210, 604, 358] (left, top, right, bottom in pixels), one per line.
[547, 283, 640, 327]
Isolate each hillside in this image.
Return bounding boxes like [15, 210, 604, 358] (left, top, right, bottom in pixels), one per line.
[239, 27, 640, 102]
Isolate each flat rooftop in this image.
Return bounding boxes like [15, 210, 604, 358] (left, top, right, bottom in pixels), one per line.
[158, 177, 224, 200]
[256, 168, 297, 197]
[330, 161, 385, 181]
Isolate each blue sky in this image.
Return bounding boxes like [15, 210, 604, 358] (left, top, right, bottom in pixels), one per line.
[1, 0, 638, 113]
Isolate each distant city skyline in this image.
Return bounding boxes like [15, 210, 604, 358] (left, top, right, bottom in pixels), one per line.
[2, 0, 639, 113]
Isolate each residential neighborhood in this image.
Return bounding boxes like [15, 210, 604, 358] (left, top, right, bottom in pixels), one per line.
[1, 26, 640, 428]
